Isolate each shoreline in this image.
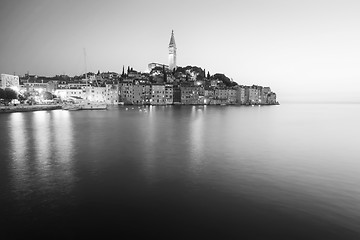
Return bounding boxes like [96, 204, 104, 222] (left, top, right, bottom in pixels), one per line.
[0, 104, 62, 113]
[0, 102, 280, 113]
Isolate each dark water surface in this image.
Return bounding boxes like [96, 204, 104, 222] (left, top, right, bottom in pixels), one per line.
[1, 104, 359, 239]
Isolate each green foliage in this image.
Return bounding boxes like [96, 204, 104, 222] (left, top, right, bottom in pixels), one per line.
[0, 88, 18, 104]
[150, 66, 163, 73]
[43, 91, 53, 100]
[18, 94, 27, 103]
[212, 73, 238, 87]
[4, 88, 18, 100]
[163, 65, 167, 82]
[0, 88, 5, 99]
[175, 66, 184, 73]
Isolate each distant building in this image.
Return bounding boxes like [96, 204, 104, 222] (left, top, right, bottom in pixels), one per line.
[148, 63, 169, 72]
[180, 84, 204, 104]
[1, 74, 19, 89]
[104, 84, 119, 104]
[245, 85, 259, 104]
[227, 88, 237, 104]
[151, 84, 166, 105]
[236, 86, 246, 104]
[204, 88, 215, 105]
[173, 85, 181, 104]
[168, 30, 177, 71]
[165, 84, 173, 104]
[267, 92, 277, 104]
[133, 83, 147, 105]
[119, 79, 133, 104]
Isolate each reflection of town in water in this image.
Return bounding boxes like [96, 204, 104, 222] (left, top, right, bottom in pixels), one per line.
[9, 110, 75, 198]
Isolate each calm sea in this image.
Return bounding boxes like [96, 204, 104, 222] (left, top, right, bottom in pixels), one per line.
[0, 104, 359, 239]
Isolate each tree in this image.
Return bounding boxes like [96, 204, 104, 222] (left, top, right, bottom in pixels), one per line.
[18, 93, 27, 103]
[207, 71, 210, 79]
[3, 88, 17, 104]
[0, 88, 5, 100]
[122, 65, 125, 77]
[212, 73, 237, 87]
[163, 65, 167, 82]
[127, 66, 130, 75]
[43, 91, 53, 100]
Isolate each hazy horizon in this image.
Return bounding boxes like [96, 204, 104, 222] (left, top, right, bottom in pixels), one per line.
[1, 0, 359, 102]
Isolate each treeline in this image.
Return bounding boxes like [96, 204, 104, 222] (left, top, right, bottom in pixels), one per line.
[0, 88, 18, 104]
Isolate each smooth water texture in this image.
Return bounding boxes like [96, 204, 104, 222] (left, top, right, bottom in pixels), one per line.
[0, 104, 360, 239]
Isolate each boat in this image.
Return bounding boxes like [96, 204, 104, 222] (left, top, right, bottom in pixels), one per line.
[62, 49, 107, 111]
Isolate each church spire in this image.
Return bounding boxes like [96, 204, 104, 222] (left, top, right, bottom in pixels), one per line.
[168, 30, 177, 71]
[169, 30, 176, 46]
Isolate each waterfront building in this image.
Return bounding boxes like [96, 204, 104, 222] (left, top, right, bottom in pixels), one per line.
[54, 88, 86, 100]
[180, 84, 204, 104]
[204, 88, 215, 98]
[132, 84, 145, 105]
[267, 92, 277, 104]
[165, 84, 173, 104]
[261, 87, 271, 104]
[173, 85, 181, 104]
[214, 88, 228, 105]
[119, 79, 133, 104]
[227, 88, 237, 104]
[104, 84, 119, 104]
[144, 84, 152, 104]
[236, 86, 246, 104]
[245, 85, 259, 104]
[1, 73, 19, 89]
[204, 88, 215, 105]
[85, 86, 106, 102]
[168, 30, 177, 71]
[23, 82, 48, 93]
[151, 84, 166, 105]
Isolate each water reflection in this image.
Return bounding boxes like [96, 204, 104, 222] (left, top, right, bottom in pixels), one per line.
[189, 106, 205, 176]
[142, 105, 157, 182]
[52, 110, 74, 163]
[9, 113, 30, 195]
[50, 110, 75, 192]
[9, 110, 75, 197]
[33, 111, 51, 168]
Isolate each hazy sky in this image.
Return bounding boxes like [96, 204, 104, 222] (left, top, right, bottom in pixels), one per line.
[1, 0, 359, 102]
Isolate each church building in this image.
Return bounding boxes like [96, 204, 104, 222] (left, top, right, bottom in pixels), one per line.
[148, 30, 177, 72]
[168, 30, 177, 71]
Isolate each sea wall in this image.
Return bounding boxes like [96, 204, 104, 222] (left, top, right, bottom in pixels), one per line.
[0, 104, 62, 113]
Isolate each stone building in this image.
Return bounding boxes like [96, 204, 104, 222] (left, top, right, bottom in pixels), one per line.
[168, 30, 177, 71]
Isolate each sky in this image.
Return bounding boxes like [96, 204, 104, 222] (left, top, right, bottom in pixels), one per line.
[0, 0, 359, 102]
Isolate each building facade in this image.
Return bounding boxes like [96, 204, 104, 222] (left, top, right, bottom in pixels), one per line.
[151, 84, 166, 105]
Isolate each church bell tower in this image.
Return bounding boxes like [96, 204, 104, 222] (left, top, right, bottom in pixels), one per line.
[168, 30, 177, 71]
